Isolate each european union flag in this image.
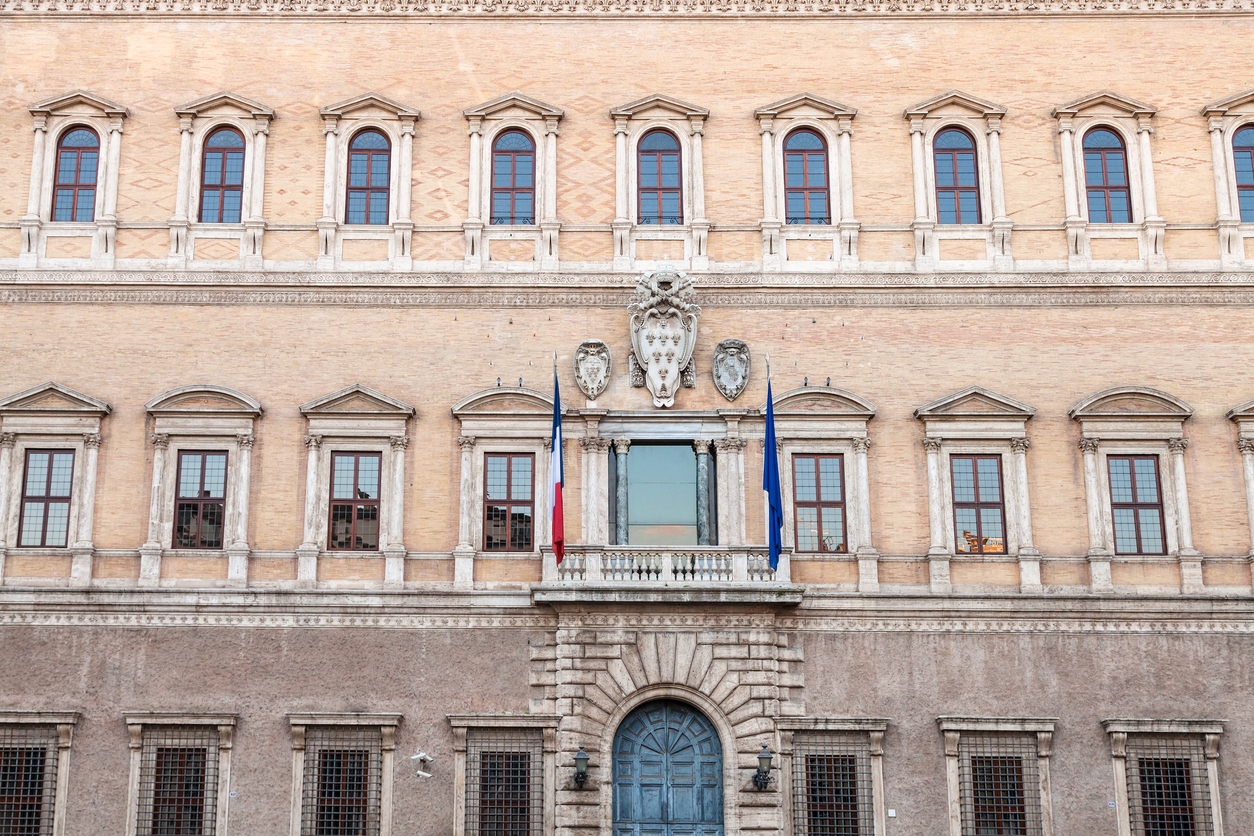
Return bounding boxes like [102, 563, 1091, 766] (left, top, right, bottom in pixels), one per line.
[763, 378, 783, 571]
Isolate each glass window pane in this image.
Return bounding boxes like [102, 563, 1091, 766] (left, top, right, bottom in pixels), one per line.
[485, 505, 508, 550]
[1138, 508, 1164, 554]
[810, 192, 828, 223]
[354, 505, 379, 549]
[176, 503, 199, 548]
[486, 456, 508, 500]
[74, 191, 95, 223]
[640, 193, 658, 224]
[795, 506, 819, 552]
[207, 129, 244, 148]
[347, 192, 366, 225]
[1235, 151, 1254, 185]
[369, 192, 388, 224]
[951, 457, 975, 503]
[954, 507, 978, 553]
[25, 453, 50, 496]
[1133, 459, 1159, 503]
[661, 193, 680, 222]
[515, 155, 533, 188]
[370, 154, 389, 188]
[515, 193, 534, 222]
[786, 192, 805, 222]
[332, 456, 356, 500]
[627, 444, 697, 545]
[820, 507, 845, 553]
[1109, 191, 1131, 223]
[511, 506, 533, 551]
[660, 155, 680, 188]
[979, 507, 1005, 553]
[46, 502, 71, 546]
[807, 154, 826, 187]
[785, 131, 823, 151]
[222, 190, 242, 224]
[201, 190, 221, 224]
[350, 130, 388, 150]
[786, 154, 804, 188]
[936, 130, 974, 150]
[938, 192, 958, 225]
[204, 153, 224, 186]
[818, 457, 842, 502]
[199, 503, 224, 549]
[794, 457, 817, 502]
[54, 189, 75, 221]
[1109, 458, 1133, 503]
[1106, 153, 1126, 186]
[178, 454, 203, 498]
[1087, 190, 1109, 224]
[493, 155, 512, 187]
[492, 192, 512, 222]
[20, 502, 46, 546]
[349, 153, 368, 187]
[329, 504, 353, 549]
[1113, 507, 1139, 553]
[976, 458, 1001, 503]
[936, 154, 956, 187]
[203, 454, 227, 499]
[78, 152, 98, 185]
[357, 456, 380, 499]
[58, 151, 78, 184]
[511, 457, 532, 501]
[1239, 190, 1254, 222]
[958, 191, 979, 223]
[224, 151, 245, 186]
[1084, 153, 1105, 185]
[956, 153, 977, 187]
[640, 154, 658, 184]
[50, 453, 73, 495]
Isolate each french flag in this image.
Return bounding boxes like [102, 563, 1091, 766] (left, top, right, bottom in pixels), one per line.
[549, 370, 565, 564]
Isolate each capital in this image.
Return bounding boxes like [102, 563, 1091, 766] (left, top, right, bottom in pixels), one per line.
[613, 437, 631, 455]
[304, 434, 323, 450]
[1167, 437, 1189, 453]
[83, 433, 103, 449]
[692, 439, 711, 455]
[390, 436, 410, 450]
[457, 435, 476, 449]
[150, 433, 170, 449]
[1078, 437, 1100, 454]
[1238, 438, 1254, 455]
[922, 437, 943, 453]
[852, 437, 871, 453]
[0, 432, 15, 448]
[579, 437, 611, 451]
[714, 437, 747, 452]
[236, 433, 255, 450]
[1009, 437, 1031, 453]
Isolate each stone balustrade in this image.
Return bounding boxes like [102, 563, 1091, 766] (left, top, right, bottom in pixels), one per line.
[545, 545, 789, 585]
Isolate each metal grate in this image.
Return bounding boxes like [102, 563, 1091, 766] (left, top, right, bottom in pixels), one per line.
[465, 728, 543, 836]
[792, 732, 874, 836]
[301, 727, 383, 836]
[1126, 736, 1214, 836]
[0, 725, 59, 836]
[958, 733, 1042, 836]
[136, 726, 219, 836]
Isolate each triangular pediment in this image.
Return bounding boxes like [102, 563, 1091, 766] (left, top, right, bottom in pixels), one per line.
[300, 384, 415, 416]
[452, 387, 558, 417]
[175, 92, 274, 120]
[464, 92, 564, 121]
[1053, 91, 1156, 118]
[0, 382, 111, 416]
[146, 385, 262, 416]
[1227, 399, 1254, 421]
[762, 387, 876, 418]
[755, 93, 857, 120]
[1070, 387, 1192, 419]
[915, 386, 1035, 420]
[29, 90, 129, 119]
[1204, 89, 1254, 117]
[905, 90, 1006, 119]
[320, 93, 420, 121]
[610, 94, 709, 120]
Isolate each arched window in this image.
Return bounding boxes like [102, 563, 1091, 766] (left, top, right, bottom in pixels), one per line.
[346, 130, 390, 225]
[200, 127, 245, 224]
[1083, 128, 1131, 223]
[52, 128, 99, 223]
[638, 130, 682, 225]
[933, 128, 980, 224]
[1234, 126, 1254, 222]
[783, 129, 829, 225]
[491, 130, 536, 226]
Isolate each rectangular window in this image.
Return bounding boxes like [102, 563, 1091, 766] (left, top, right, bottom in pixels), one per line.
[792, 455, 847, 554]
[464, 729, 542, 836]
[791, 732, 874, 836]
[18, 450, 74, 548]
[626, 443, 697, 545]
[1107, 456, 1166, 555]
[174, 451, 228, 550]
[483, 454, 534, 552]
[0, 725, 59, 836]
[951, 455, 1005, 554]
[958, 734, 1042, 836]
[137, 726, 220, 836]
[1125, 736, 1214, 836]
[328, 453, 381, 551]
[301, 727, 382, 836]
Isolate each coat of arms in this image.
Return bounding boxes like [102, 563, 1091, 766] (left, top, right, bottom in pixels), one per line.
[712, 339, 751, 401]
[628, 269, 701, 408]
[573, 340, 612, 400]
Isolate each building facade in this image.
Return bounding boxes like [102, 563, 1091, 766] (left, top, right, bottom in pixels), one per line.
[1, 5, 1253, 836]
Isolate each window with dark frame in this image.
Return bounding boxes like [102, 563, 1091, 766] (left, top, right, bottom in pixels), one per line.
[136, 726, 219, 836]
[1107, 455, 1166, 555]
[52, 128, 99, 223]
[784, 129, 830, 225]
[328, 452, 381, 551]
[1125, 736, 1214, 836]
[18, 450, 74, 548]
[174, 451, 228, 550]
[958, 734, 1042, 836]
[950, 455, 1006, 555]
[969, 757, 1027, 836]
[637, 130, 682, 225]
[301, 727, 382, 836]
[464, 728, 542, 836]
[490, 131, 535, 226]
[0, 725, 59, 836]
[792, 455, 847, 553]
[200, 128, 245, 224]
[934, 128, 980, 224]
[346, 130, 390, 226]
[1084, 128, 1132, 223]
[791, 732, 874, 836]
[483, 453, 534, 552]
[1233, 126, 1254, 222]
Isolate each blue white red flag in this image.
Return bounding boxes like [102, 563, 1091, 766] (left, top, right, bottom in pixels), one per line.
[763, 377, 783, 571]
[549, 370, 565, 564]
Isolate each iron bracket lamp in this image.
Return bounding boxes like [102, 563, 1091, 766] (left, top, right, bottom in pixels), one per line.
[574, 746, 590, 788]
[752, 744, 773, 790]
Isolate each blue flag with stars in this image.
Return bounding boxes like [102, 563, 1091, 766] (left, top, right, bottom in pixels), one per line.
[763, 378, 783, 571]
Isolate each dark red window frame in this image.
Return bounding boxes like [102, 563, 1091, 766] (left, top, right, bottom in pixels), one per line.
[52, 127, 99, 223]
[479, 751, 531, 836]
[483, 453, 534, 552]
[792, 454, 847, 554]
[784, 129, 830, 225]
[1107, 455, 1167, 555]
[346, 130, 391, 226]
[1136, 758, 1196, 835]
[151, 746, 208, 836]
[933, 127, 981, 224]
[637, 129, 683, 225]
[1084, 128, 1132, 224]
[1233, 126, 1254, 223]
[0, 746, 48, 834]
[950, 455, 1006, 555]
[200, 127, 246, 225]
[804, 753, 859, 834]
[316, 749, 370, 836]
[174, 450, 228, 550]
[490, 130, 536, 226]
[970, 756, 1027, 835]
[328, 452, 382, 551]
[18, 449, 75, 549]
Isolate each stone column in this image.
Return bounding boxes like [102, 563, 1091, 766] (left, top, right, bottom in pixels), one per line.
[70, 433, 102, 587]
[693, 440, 711, 546]
[1204, 733, 1226, 836]
[689, 118, 708, 267]
[1079, 437, 1113, 593]
[836, 117, 859, 267]
[541, 117, 561, 268]
[714, 438, 747, 548]
[19, 115, 47, 266]
[1010, 437, 1041, 593]
[758, 116, 781, 270]
[1238, 439, 1254, 563]
[1058, 118, 1087, 265]
[613, 438, 630, 546]
[463, 117, 484, 269]
[138, 434, 169, 588]
[1168, 437, 1203, 594]
[1109, 733, 1132, 836]
[453, 435, 476, 589]
[1209, 117, 1242, 266]
[986, 116, 1013, 267]
[383, 436, 408, 589]
[541, 437, 554, 549]
[98, 117, 124, 263]
[244, 120, 269, 264]
[226, 433, 253, 588]
[317, 117, 339, 269]
[579, 437, 611, 545]
[923, 437, 950, 593]
[1037, 731, 1055, 836]
[296, 434, 322, 588]
[852, 437, 878, 593]
[612, 118, 631, 270]
[0, 433, 14, 552]
[909, 117, 934, 269]
[393, 118, 415, 270]
[1137, 117, 1166, 265]
[169, 116, 194, 261]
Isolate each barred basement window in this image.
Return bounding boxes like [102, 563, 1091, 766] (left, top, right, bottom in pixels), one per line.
[791, 732, 874, 836]
[465, 728, 542, 836]
[0, 725, 59, 836]
[302, 727, 383, 836]
[958, 733, 1043, 836]
[1125, 736, 1214, 836]
[136, 726, 220, 836]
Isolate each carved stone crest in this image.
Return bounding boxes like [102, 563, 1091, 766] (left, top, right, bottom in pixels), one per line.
[712, 339, 751, 401]
[573, 340, 612, 400]
[628, 269, 701, 408]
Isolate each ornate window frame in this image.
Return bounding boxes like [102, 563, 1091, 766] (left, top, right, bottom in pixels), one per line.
[139, 385, 263, 589]
[168, 92, 275, 269]
[463, 93, 564, 271]
[937, 717, 1057, 836]
[1224, 399, 1254, 592]
[777, 717, 889, 836]
[21, 91, 129, 269]
[610, 95, 710, 272]
[297, 385, 414, 589]
[1202, 89, 1254, 268]
[288, 713, 401, 836]
[755, 94, 859, 272]
[0, 382, 110, 588]
[124, 713, 236, 836]
[904, 91, 1011, 271]
[915, 387, 1040, 594]
[1052, 92, 1163, 268]
[0, 711, 79, 836]
[317, 94, 420, 272]
[1070, 387, 1198, 595]
[447, 714, 558, 836]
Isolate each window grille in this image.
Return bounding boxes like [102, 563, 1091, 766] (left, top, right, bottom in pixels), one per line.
[465, 728, 542, 836]
[1125, 736, 1214, 836]
[791, 732, 873, 836]
[136, 726, 219, 836]
[958, 733, 1042, 836]
[301, 727, 383, 836]
[0, 725, 59, 836]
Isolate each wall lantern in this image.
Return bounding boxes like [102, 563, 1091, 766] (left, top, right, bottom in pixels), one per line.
[753, 744, 773, 789]
[574, 746, 590, 788]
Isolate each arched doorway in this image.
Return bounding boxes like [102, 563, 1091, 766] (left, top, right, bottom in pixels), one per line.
[612, 700, 724, 836]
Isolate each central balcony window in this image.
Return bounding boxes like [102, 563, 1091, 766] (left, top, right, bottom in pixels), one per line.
[609, 441, 715, 546]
